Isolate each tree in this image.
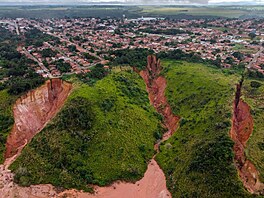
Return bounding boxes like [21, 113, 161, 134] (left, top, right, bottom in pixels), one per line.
[232, 52, 244, 61]
[68, 45, 77, 52]
[249, 32, 256, 40]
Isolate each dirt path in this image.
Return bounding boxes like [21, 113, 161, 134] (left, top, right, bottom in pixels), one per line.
[230, 80, 264, 195]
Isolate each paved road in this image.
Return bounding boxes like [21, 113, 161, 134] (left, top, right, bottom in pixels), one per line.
[35, 24, 104, 62]
[0, 20, 20, 35]
[44, 42, 98, 70]
[21, 47, 53, 78]
[14, 21, 20, 36]
[246, 47, 264, 69]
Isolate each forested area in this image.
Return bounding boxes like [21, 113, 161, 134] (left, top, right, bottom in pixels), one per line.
[25, 28, 60, 47]
[76, 64, 110, 85]
[54, 59, 71, 73]
[0, 27, 45, 95]
[110, 48, 154, 70]
[109, 48, 221, 71]
[108, 47, 247, 75]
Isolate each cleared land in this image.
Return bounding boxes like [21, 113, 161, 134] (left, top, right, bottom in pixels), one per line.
[156, 60, 251, 197]
[233, 44, 259, 54]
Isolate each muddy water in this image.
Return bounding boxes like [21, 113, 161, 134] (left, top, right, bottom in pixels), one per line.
[231, 81, 264, 195]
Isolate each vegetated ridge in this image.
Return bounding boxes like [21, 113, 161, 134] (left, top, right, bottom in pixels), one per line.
[10, 71, 162, 193]
[60, 55, 177, 198]
[156, 60, 249, 197]
[231, 78, 264, 195]
[242, 77, 264, 190]
[3, 56, 178, 198]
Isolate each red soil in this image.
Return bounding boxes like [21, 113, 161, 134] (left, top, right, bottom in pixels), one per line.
[230, 82, 264, 195]
[1, 79, 72, 197]
[4, 78, 72, 165]
[58, 159, 170, 198]
[140, 55, 180, 139]
[0, 56, 178, 198]
[58, 55, 178, 198]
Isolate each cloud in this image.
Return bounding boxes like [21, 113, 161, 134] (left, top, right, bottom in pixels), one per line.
[0, 0, 209, 3]
[126, 0, 208, 3]
[0, 0, 262, 4]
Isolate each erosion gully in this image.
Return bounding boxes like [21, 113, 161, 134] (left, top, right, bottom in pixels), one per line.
[231, 78, 264, 195]
[1, 56, 264, 197]
[60, 55, 180, 198]
[0, 55, 180, 198]
[0, 79, 72, 197]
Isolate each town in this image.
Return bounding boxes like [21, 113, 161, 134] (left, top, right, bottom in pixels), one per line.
[1, 3, 264, 198]
[1, 16, 264, 78]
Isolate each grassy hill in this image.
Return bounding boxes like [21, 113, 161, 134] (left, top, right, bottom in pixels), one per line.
[243, 78, 264, 182]
[0, 90, 16, 163]
[10, 71, 162, 191]
[156, 60, 251, 198]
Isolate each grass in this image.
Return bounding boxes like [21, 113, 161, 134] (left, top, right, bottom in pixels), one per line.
[233, 44, 258, 54]
[140, 6, 247, 18]
[10, 71, 162, 191]
[242, 78, 264, 183]
[0, 89, 17, 163]
[156, 60, 251, 197]
[0, 5, 256, 19]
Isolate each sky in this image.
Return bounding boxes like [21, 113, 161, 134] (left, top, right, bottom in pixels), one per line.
[0, 0, 263, 4]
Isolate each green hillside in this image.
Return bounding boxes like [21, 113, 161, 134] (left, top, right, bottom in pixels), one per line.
[243, 78, 264, 182]
[156, 60, 250, 198]
[10, 71, 162, 191]
[0, 90, 16, 163]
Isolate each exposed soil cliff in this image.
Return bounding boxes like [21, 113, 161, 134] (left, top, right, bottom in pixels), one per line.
[140, 55, 180, 140]
[4, 78, 72, 166]
[58, 55, 178, 198]
[0, 79, 72, 198]
[0, 57, 178, 198]
[231, 80, 264, 195]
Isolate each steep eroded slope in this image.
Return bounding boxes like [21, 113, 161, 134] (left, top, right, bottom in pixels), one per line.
[0, 78, 72, 198]
[231, 79, 264, 195]
[140, 55, 180, 140]
[156, 60, 249, 197]
[4, 79, 72, 164]
[10, 71, 163, 194]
